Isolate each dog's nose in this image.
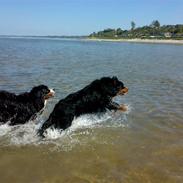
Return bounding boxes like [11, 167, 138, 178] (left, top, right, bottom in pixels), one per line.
[124, 87, 128, 92]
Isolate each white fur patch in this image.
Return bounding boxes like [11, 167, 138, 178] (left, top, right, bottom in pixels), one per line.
[50, 88, 55, 95]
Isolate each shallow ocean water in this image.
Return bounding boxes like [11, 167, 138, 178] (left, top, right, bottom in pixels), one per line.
[0, 37, 183, 183]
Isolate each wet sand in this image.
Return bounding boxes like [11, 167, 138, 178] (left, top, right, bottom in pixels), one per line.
[86, 38, 183, 45]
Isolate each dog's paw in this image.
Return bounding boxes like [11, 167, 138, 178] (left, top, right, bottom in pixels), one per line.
[118, 104, 128, 112]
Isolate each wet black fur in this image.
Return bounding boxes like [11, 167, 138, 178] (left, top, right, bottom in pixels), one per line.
[38, 77, 126, 137]
[0, 85, 51, 125]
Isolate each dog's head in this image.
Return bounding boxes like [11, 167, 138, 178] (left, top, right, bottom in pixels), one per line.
[100, 76, 128, 97]
[30, 85, 55, 100]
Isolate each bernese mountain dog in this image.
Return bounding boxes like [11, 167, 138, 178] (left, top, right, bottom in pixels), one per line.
[38, 77, 128, 137]
[0, 85, 55, 125]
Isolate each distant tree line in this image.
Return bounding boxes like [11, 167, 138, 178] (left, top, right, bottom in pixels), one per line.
[89, 20, 183, 39]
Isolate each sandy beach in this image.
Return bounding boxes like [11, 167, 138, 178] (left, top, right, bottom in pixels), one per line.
[86, 38, 183, 44]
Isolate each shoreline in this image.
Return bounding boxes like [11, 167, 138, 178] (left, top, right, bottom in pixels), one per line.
[86, 38, 183, 45]
[1, 36, 183, 45]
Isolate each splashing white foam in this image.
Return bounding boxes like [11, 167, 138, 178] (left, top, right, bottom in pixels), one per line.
[0, 123, 12, 137]
[0, 104, 131, 148]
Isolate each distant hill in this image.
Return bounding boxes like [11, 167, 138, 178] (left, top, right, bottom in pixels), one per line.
[89, 20, 183, 40]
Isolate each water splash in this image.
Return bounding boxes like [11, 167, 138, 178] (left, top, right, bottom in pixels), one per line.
[0, 105, 131, 148]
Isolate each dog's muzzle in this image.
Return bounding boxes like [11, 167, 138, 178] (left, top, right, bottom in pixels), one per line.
[118, 87, 128, 95]
[45, 89, 55, 99]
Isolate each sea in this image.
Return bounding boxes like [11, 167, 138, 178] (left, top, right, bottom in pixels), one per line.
[0, 37, 182, 183]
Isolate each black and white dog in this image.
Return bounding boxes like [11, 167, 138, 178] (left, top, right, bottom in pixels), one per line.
[0, 85, 55, 125]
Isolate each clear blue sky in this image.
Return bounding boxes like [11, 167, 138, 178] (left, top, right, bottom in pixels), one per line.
[0, 0, 182, 36]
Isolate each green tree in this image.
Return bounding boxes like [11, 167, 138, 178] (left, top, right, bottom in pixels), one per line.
[131, 21, 136, 30]
[150, 20, 160, 36]
[116, 28, 123, 35]
[150, 20, 160, 28]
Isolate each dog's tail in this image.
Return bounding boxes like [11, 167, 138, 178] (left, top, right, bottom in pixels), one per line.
[37, 118, 53, 138]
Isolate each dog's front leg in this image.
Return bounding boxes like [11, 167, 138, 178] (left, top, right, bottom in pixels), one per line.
[107, 102, 127, 112]
[118, 104, 128, 112]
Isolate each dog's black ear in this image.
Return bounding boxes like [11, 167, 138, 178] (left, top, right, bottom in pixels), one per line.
[112, 76, 118, 80]
[35, 91, 42, 98]
[112, 76, 118, 85]
[30, 86, 42, 98]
